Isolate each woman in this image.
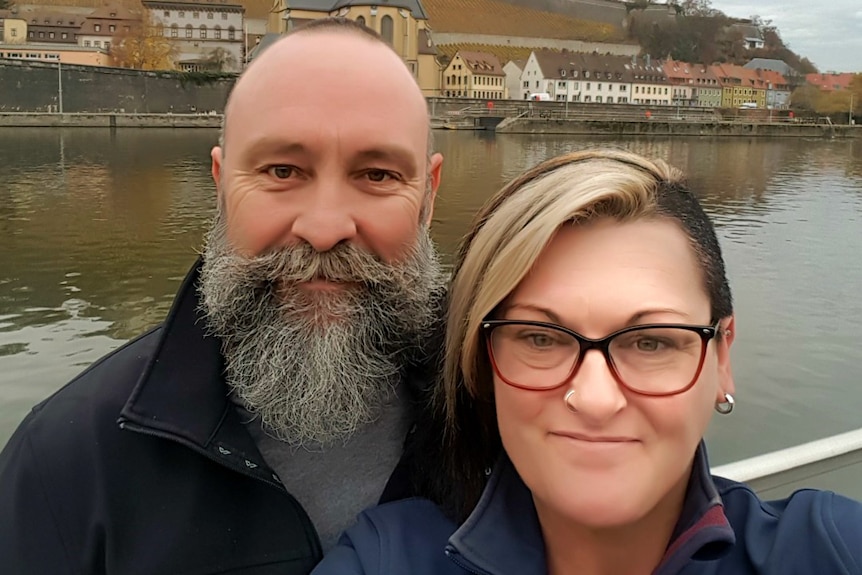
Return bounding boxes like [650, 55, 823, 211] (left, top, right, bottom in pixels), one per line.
[313, 150, 862, 575]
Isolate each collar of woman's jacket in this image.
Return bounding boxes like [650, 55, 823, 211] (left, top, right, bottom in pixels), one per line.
[445, 441, 736, 575]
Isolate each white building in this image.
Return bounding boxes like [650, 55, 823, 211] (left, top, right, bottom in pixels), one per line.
[503, 58, 526, 101]
[142, 0, 244, 72]
[521, 50, 634, 103]
[628, 55, 671, 105]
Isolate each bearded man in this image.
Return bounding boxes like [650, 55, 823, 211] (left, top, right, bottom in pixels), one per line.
[0, 18, 446, 575]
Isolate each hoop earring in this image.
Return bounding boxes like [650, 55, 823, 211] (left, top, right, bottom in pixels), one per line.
[715, 393, 734, 415]
[564, 389, 577, 413]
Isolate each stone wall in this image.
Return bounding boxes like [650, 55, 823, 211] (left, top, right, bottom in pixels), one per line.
[431, 33, 640, 56]
[0, 113, 222, 127]
[496, 118, 861, 138]
[0, 59, 236, 113]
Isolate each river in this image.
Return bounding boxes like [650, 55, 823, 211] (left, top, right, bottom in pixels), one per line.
[1, 128, 861, 475]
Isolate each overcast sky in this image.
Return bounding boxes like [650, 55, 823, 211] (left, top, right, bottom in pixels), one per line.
[709, 0, 861, 73]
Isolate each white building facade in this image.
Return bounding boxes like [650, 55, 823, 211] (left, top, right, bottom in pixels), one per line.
[521, 50, 635, 103]
[143, 0, 244, 71]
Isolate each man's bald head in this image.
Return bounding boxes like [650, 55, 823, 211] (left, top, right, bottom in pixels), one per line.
[219, 17, 427, 154]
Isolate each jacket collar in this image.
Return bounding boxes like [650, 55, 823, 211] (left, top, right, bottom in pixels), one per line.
[118, 258, 274, 479]
[447, 442, 735, 575]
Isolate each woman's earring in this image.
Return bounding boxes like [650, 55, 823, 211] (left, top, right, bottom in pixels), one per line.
[715, 393, 735, 415]
[564, 389, 577, 413]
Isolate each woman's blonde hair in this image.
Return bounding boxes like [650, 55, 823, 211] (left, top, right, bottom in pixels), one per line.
[438, 149, 732, 519]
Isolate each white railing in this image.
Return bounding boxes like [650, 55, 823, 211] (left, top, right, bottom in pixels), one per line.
[712, 428, 862, 500]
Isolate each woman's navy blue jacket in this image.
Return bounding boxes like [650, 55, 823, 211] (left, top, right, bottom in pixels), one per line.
[313, 443, 862, 575]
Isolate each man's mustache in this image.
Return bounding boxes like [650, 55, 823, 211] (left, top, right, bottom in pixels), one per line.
[237, 242, 408, 288]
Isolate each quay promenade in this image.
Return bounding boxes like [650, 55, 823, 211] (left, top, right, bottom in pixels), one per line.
[0, 111, 858, 139]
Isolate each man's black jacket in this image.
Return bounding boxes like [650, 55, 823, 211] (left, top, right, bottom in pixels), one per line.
[0, 260, 442, 575]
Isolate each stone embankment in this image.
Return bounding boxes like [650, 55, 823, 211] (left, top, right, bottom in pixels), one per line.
[494, 118, 860, 138]
[0, 113, 221, 128]
[1, 113, 857, 139]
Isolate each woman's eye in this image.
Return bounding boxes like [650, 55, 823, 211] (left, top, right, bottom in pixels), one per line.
[518, 331, 556, 348]
[634, 337, 672, 352]
[267, 166, 295, 179]
[530, 334, 554, 347]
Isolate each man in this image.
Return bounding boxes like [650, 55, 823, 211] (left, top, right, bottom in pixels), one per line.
[0, 18, 445, 574]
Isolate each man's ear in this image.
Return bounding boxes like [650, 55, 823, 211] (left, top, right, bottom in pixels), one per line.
[715, 315, 736, 402]
[423, 152, 444, 226]
[211, 146, 223, 202]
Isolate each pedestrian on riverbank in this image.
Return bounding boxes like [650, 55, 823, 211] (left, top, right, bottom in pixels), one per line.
[312, 149, 862, 575]
[0, 17, 448, 575]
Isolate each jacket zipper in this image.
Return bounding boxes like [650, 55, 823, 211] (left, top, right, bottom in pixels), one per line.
[117, 418, 323, 559]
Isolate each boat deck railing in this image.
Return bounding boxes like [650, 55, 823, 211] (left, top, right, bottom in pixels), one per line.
[712, 428, 862, 500]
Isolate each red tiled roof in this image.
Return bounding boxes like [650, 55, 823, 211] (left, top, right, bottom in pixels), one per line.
[456, 50, 504, 76]
[806, 72, 855, 91]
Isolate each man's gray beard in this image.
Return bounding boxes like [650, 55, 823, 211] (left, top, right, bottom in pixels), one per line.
[197, 214, 444, 447]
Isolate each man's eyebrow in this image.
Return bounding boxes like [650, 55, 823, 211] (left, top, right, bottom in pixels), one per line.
[239, 139, 309, 163]
[353, 146, 418, 176]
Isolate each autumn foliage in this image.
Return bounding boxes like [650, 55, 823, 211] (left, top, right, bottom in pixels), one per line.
[792, 75, 862, 119]
[111, 16, 178, 70]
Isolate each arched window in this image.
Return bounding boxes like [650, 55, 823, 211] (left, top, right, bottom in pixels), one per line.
[356, 15, 365, 26]
[200, 24, 207, 39]
[380, 15, 393, 45]
[185, 24, 193, 38]
[170, 23, 178, 38]
[228, 25, 235, 40]
[214, 25, 221, 39]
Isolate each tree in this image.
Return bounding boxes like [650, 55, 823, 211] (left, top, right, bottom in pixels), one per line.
[202, 47, 238, 72]
[790, 84, 821, 112]
[111, 16, 178, 71]
[677, 0, 722, 17]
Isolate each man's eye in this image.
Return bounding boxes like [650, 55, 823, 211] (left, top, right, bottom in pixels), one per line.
[365, 169, 395, 183]
[267, 166, 296, 179]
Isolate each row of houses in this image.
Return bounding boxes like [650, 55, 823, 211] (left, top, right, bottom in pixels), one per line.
[1, 0, 857, 101]
[0, 1, 246, 71]
[440, 49, 798, 109]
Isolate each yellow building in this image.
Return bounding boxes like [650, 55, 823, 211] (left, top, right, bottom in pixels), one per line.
[0, 17, 27, 44]
[442, 50, 506, 99]
[712, 63, 767, 109]
[0, 43, 114, 66]
[264, 0, 441, 95]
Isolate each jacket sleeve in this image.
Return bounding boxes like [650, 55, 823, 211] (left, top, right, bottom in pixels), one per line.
[310, 512, 381, 575]
[311, 498, 460, 575]
[0, 422, 76, 575]
[828, 492, 862, 574]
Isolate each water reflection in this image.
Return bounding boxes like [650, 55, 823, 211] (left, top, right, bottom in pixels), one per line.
[1, 128, 861, 464]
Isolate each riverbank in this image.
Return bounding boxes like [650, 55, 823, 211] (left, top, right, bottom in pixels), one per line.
[495, 117, 861, 138]
[0, 113, 221, 128]
[1, 113, 858, 138]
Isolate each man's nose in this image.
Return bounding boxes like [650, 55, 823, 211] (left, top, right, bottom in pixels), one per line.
[290, 184, 358, 253]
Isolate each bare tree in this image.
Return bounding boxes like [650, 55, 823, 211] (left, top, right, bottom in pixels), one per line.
[202, 47, 238, 72]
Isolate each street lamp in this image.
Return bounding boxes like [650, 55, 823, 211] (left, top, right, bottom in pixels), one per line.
[57, 60, 63, 114]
